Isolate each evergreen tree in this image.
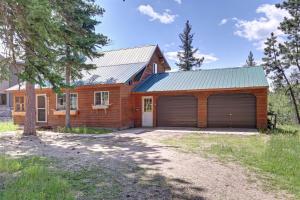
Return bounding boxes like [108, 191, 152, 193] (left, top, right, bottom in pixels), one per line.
[276, 0, 300, 72]
[0, 0, 67, 135]
[0, 0, 108, 134]
[54, 0, 108, 128]
[177, 20, 204, 71]
[245, 51, 256, 66]
[262, 33, 300, 124]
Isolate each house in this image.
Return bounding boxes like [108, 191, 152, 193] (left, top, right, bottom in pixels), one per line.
[6, 45, 269, 129]
[0, 56, 20, 121]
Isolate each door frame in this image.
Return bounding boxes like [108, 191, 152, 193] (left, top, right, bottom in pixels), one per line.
[142, 96, 153, 127]
[36, 94, 47, 123]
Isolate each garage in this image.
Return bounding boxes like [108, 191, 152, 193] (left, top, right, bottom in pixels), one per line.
[207, 93, 256, 128]
[157, 95, 198, 127]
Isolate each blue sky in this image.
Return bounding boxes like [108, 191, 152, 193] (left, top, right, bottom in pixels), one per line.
[96, 0, 287, 71]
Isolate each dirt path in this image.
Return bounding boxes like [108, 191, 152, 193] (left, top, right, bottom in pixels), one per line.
[0, 129, 291, 200]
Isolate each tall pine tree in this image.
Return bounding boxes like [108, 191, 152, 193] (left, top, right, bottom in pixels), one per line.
[262, 33, 300, 124]
[245, 51, 256, 66]
[177, 20, 204, 71]
[53, 0, 108, 129]
[0, 0, 67, 135]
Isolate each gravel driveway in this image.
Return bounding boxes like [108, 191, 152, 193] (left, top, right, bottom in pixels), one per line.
[0, 129, 290, 200]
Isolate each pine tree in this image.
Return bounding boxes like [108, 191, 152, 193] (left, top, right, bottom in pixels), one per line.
[262, 33, 300, 124]
[177, 20, 204, 71]
[0, 0, 67, 135]
[0, 0, 108, 134]
[53, 0, 108, 129]
[276, 0, 300, 72]
[245, 51, 256, 66]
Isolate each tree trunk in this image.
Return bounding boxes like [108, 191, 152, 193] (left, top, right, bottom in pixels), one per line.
[65, 63, 71, 129]
[288, 86, 300, 124]
[282, 70, 300, 124]
[23, 82, 36, 135]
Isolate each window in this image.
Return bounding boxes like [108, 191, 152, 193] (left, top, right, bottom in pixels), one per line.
[0, 94, 7, 105]
[143, 97, 152, 112]
[15, 96, 25, 112]
[56, 93, 78, 111]
[94, 91, 109, 106]
[153, 63, 158, 74]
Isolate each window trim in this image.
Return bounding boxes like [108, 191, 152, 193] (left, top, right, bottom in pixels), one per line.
[14, 96, 25, 112]
[56, 93, 78, 111]
[94, 91, 110, 106]
[36, 94, 47, 123]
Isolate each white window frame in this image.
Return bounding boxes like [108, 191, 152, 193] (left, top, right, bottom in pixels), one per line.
[94, 91, 109, 106]
[36, 94, 47, 123]
[56, 93, 78, 111]
[153, 63, 158, 74]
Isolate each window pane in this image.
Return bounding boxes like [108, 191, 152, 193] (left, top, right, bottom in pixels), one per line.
[95, 93, 101, 105]
[15, 97, 20, 104]
[15, 97, 25, 112]
[102, 92, 109, 105]
[0, 94, 6, 105]
[70, 94, 77, 110]
[57, 94, 66, 110]
[16, 104, 21, 112]
[38, 109, 46, 122]
[144, 98, 152, 112]
[37, 96, 45, 108]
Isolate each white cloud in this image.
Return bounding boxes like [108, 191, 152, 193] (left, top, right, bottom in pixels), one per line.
[138, 4, 177, 24]
[166, 51, 218, 64]
[234, 4, 290, 50]
[174, 0, 182, 4]
[219, 18, 228, 26]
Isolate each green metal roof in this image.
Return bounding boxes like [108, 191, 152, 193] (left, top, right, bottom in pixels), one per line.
[134, 66, 269, 92]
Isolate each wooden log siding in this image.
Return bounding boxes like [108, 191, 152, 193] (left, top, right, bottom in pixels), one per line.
[11, 84, 135, 129]
[133, 87, 268, 129]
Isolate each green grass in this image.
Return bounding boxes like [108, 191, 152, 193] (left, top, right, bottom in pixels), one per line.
[0, 122, 18, 132]
[0, 156, 73, 200]
[161, 125, 300, 198]
[62, 167, 121, 200]
[0, 155, 122, 200]
[56, 126, 112, 134]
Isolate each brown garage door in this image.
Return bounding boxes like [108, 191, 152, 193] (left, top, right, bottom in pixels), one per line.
[208, 94, 256, 128]
[157, 95, 197, 127]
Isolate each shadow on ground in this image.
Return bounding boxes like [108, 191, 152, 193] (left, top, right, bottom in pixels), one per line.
[0, 131, 205, 200]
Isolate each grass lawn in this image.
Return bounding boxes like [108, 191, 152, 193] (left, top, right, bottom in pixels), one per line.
[55, 127, 112, 135]
[0, 122, 18, 132]
[161, 125, 300, 199]
[0, 155, 121, 200]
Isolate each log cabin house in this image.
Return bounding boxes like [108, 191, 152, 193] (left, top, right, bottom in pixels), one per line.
[7, 45, 269, 129]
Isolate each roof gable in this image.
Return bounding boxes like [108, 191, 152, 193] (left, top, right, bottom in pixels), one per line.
[80, 45, 162, 84]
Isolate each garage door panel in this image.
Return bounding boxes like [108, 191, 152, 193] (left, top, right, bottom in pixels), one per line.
[208, 94, 256, 128]
[157, 96, 197, 127]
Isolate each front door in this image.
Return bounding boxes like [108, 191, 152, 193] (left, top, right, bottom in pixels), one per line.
[36, 94, 47, 123]
[142, 96, 153, 127]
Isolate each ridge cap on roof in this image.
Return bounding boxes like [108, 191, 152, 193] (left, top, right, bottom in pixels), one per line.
[93, 61, 148, 67]
[101, 44, 157, 53]
[162, 66, 263, 75]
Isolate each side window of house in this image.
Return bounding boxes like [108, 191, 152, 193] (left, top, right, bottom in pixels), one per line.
[0, 93, 7, 105]
[56, 93, 78, 110]
[94, 91, 109, 106]
[153, 63, 158, 74]
[15, 96, 25, 112]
